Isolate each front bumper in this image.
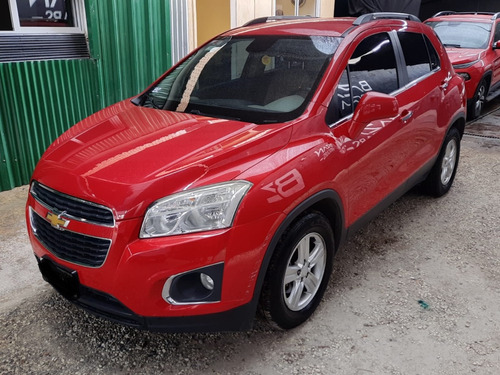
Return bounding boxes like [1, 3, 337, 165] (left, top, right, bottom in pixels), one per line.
[36, 255, 254, 332]
[26, 188, 281, 331]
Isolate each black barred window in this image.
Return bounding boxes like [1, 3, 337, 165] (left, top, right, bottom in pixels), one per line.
[0, 0, 89, 62]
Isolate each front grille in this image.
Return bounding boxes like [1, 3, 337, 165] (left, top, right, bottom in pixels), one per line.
[31, 181, 114, 226]
[31, 210, 111, 267]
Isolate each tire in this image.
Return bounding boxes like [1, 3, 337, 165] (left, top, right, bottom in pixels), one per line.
[467, 79, 488, 120]
[422, 127, 460, 197]
[260, 211, 334, 330]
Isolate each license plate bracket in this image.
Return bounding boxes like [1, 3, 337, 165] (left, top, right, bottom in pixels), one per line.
[38, 257, 80, 300]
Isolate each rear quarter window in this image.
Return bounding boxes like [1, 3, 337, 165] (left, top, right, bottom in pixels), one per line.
[397, 32, 438, 82]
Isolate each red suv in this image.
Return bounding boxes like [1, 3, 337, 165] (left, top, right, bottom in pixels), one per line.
[426, 12, 500, 119]
[26, 13, 466, 332]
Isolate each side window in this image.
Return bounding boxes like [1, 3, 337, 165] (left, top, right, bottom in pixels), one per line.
[398, 32, 432, 82]
[495, 22, 500, 43]
[424, 35, 441, 71]
[329, 33, 398, 123]
[327, 69, 351, 124]
[348, 33, 399, 99]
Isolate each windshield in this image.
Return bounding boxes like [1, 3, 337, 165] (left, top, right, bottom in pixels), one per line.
[138, 35, 340, 124]
[427, 21, 492, 49]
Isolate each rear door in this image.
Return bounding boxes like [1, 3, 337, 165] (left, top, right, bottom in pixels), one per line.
[392, 30, 447, 176]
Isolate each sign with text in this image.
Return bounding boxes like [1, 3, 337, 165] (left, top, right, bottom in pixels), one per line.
[17, 0, 72, 27]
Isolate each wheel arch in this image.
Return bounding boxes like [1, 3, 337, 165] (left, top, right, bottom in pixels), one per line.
[249, 189, 346, 313]
[472, 72, 492, 101]
[449, 112, 466, 138]
[481, 72, 492, 93]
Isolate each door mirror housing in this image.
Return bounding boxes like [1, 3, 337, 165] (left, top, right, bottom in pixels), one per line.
[348, 91, 399, 139]
[493, 41, 500, 50]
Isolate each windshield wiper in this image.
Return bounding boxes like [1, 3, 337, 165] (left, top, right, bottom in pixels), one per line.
[188, 108, 241, 122]
[444, 43, 461, 48]
[189, 109, 204, 115]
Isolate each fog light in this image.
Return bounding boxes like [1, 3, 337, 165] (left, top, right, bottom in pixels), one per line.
[162, 262, 224, 304]
[200, 273, 214, 290]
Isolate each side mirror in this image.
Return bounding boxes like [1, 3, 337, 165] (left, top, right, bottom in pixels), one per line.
[348, 91, 399, 139]
[493, 41, 500, 49]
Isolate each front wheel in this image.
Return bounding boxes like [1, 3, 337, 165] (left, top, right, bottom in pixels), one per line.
[467, 79, 487, 120]
[260, 212, 334, 329]
[422, 127, 461, 197]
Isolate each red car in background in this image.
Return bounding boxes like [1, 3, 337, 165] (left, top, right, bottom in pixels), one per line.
[26, 13, 466, 332]
[426, 12, 500, 119]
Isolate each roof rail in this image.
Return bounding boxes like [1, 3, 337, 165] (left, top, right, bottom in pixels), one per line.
[431, 11, 457, 17]
[353, 12, 421, 26]
[432, 11, 499, 19]
[243, 16, 314, 27]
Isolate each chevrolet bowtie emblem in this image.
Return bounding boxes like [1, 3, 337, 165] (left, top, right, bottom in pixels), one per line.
[46, 212, 70, 229]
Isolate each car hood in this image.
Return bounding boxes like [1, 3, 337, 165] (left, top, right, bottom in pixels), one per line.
[33, 100, 291, 219]
[445, 48, 483, 66]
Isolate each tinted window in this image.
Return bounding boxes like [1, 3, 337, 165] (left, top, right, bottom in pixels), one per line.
[329, 33, 398, 123]
[424, 35, 440, 71]
[0, 0, 13, 30]
[398, 32, 431, 82]
[328, 69, 351, 124]
[495, 22, 500, 42]
[348, 33, 398, 101]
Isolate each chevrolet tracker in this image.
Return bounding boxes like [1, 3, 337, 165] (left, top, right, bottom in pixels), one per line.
[26, 13, 466, 332]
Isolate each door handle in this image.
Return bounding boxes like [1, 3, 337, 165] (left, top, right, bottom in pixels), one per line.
[440, 80, 449, 90]
[440, 73, 452, 90]
[401, 110, 413, 122]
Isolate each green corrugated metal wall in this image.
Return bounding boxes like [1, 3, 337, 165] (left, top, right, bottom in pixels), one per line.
[0, 59, 100, 190]
[0, 0, 172, 191]
[88, 0, 172, 108]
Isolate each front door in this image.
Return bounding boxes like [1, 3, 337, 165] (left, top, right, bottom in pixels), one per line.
[331, 32, 407, 226]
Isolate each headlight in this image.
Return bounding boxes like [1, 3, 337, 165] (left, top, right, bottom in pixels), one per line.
[453, 60, 479, 69]
[140, 181, 252, 238]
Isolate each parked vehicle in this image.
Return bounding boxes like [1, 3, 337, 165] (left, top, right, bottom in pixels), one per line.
[426, 11, 500, 119]
[26, 13, 466, 332]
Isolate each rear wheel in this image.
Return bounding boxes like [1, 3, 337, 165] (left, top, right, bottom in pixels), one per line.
[422, 127, 460, 197]
[260, 212, 334, 329]
[467, 79, 487, 120]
